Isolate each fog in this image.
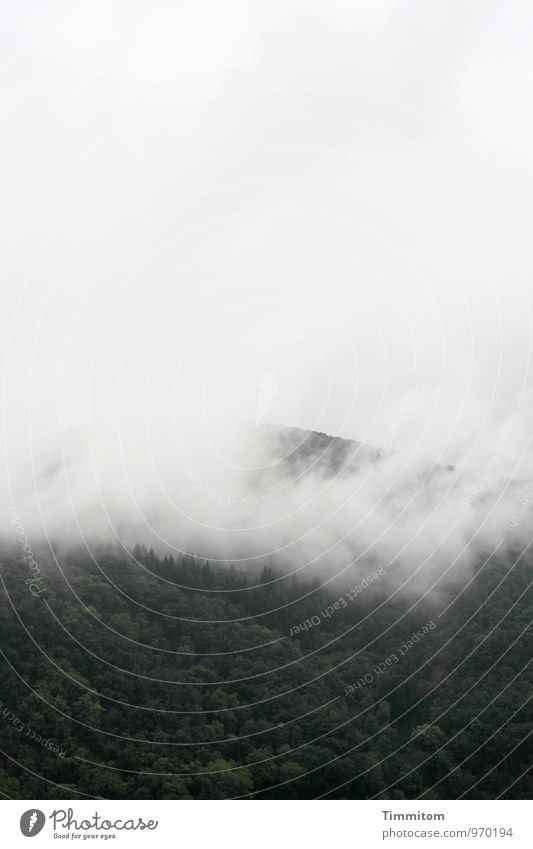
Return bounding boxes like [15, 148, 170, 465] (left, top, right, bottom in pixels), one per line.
[2, 0, 533, 591]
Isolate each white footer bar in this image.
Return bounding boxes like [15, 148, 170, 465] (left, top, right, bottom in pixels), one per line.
[2, 800, 531, 848]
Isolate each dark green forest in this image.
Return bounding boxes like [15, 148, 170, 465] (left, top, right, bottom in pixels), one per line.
[0, 544, 531, 799]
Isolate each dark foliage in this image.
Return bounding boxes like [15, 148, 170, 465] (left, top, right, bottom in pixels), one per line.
[0, 544, 531, 799]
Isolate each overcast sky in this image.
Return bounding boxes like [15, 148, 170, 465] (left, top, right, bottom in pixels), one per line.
[2, 0, 533, 501]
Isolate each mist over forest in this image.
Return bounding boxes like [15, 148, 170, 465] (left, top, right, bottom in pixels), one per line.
[1, 0, 532, 804]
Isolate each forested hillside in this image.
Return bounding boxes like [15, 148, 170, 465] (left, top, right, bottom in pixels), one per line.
[0, 545, 531, 799]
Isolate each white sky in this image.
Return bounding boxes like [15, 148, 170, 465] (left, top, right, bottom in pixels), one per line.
[2, 0, 533, 486]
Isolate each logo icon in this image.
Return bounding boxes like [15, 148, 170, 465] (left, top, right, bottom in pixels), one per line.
[20, 810, 46, 837]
